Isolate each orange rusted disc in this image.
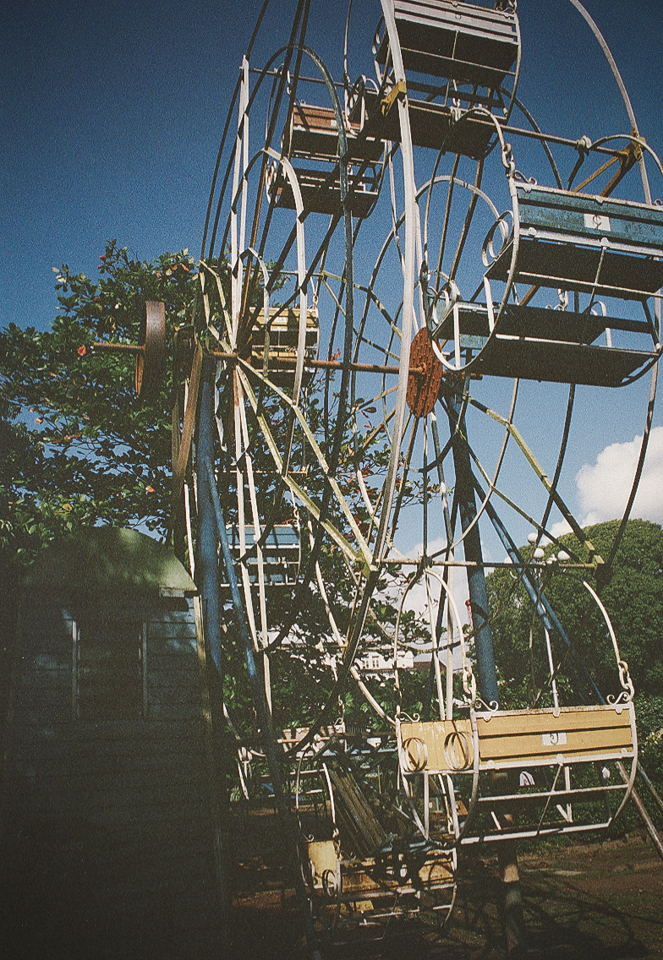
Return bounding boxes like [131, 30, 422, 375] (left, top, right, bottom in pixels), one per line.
[406, 328, 444, 417]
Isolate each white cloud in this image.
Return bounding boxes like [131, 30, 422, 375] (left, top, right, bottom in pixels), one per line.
[574, 425, 663, 526]
[548, 517, 573, 540]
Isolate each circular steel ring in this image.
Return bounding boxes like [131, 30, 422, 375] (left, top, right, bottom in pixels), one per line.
[322, 868, 338, 899]
[402, 736, 428, 772]
[444, 730, 473, 771]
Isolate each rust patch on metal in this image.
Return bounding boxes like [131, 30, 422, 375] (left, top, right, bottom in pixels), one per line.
[407, 328, 444, 417]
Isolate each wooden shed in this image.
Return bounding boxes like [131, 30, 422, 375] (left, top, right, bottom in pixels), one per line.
[0, 528, 223, 959]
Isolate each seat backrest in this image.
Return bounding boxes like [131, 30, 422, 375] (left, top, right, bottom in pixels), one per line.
[326, 758, 388, 857]
[284, 103, 383, 164]
[475, 703, 635, 768]
[399, 703, 635, 775]
[252, 306, 319, 355]
[516, 183, 663, 255]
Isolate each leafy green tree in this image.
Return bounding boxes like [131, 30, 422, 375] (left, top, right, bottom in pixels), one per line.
[0, 242, 199, 715]
[1, 240, 198, 559]
[486, 519, 663, 705]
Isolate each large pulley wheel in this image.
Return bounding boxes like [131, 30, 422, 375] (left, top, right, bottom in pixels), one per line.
[135, 300, 166, 398]
[407, 327, 446, 417]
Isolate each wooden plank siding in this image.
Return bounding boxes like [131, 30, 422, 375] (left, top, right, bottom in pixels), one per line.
[1, 588, 222, 959]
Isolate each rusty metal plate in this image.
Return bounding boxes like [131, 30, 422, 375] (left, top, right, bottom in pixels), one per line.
[406, 327, 444, 417]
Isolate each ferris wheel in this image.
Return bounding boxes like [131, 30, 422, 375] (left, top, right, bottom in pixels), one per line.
[166, 0, 661, 942]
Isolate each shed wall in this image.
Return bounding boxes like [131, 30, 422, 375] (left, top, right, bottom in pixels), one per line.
[1, 591, 222, 959]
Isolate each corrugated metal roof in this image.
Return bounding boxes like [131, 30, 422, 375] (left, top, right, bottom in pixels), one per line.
[23, 527, 197, 597]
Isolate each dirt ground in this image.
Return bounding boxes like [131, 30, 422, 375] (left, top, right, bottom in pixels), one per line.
[439, 832, 663, 959]
[230, 832, 663, 960]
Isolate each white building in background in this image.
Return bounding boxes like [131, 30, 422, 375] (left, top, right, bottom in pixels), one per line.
[358, 648, 414, 674]
[357, 636, 466, 677]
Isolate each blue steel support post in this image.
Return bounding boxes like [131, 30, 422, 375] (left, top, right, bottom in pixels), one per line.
[446, 387, 524, 957]
[446, 390, 499, 708]
[198, 395, 321, 956]
[197, 356, 223, 676]
[195, 356, 232, 933]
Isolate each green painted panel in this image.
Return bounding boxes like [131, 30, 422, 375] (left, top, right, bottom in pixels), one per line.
[23, 527, 196, 597]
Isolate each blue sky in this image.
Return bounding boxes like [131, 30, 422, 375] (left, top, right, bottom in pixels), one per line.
[2, 0, 235, 332]
[3, 0, 663, 553]
[3, 0, 662, 336]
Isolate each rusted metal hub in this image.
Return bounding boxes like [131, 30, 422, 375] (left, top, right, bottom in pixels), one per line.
[406, 327, 444, 417]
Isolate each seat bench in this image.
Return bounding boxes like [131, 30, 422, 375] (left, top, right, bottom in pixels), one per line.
[429, 299, 657, 386]
[274, 103, 382, 217]
[375, 0, 519, 87]
[487, 183, 663, 299]
[398, 703, 637, 843]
